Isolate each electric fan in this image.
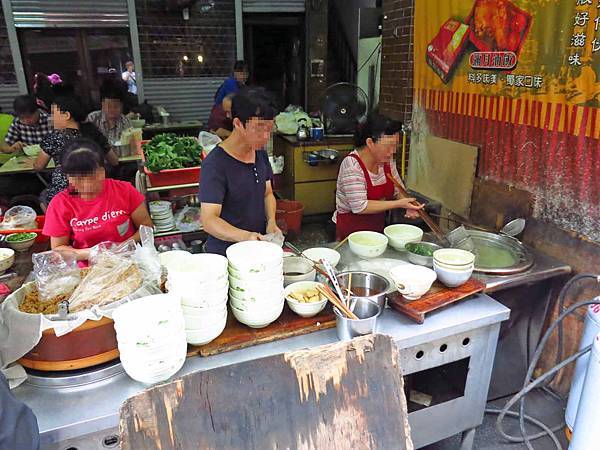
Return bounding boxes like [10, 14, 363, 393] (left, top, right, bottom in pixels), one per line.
[320, 82, 369, 135]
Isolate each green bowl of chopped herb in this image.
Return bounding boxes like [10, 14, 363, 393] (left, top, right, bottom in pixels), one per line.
[5, 232, 37, 252]
[405, 242, 443, 267]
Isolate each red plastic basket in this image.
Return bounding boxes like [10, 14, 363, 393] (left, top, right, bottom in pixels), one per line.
[0, 215, 49, 243]
[139, 139, 201, 187]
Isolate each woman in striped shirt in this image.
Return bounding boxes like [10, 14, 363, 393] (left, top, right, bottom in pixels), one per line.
[333, 113, 424, 240]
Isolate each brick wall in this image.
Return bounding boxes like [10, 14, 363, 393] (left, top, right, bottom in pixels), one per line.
[379, 0, 414, 124]
[0, 6, 16, 84]
[136, 0, 237, 78]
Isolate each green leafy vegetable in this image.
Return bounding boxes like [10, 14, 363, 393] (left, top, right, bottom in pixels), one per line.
[405, 242, 435, 257]
[6, 232, 37, 242]
[142, 133, 202, 172]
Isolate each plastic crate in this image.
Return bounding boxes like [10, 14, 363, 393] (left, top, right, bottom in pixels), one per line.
[139, 139, 201, 188]
[0, 215, 49, 243]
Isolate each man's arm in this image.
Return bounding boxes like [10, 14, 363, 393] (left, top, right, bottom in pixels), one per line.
[201, 202, 261, 243]
[264, 180, 281, 235]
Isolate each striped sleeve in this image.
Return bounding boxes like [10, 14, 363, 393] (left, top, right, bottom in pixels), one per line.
[337, 156, 369, 214]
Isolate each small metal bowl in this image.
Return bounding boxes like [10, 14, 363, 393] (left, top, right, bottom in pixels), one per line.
[405, 242, 442, 267]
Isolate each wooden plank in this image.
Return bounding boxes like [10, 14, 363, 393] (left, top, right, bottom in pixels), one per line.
[120, 334, 414, 450]
[188, 304, 337, 357]
[387, 278, 486, 324]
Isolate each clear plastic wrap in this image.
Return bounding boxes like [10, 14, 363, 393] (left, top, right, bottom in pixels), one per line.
[0, 205, 37, 230]
[31, 250, 80, 303]
[174, 206, 201, 232]
[68, 226, 161, 313]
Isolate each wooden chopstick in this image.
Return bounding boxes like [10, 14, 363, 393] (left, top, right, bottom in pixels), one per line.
[346, 273, 352, 308]
[317, 285, 359, 320]
[386, 174, 447, 243]
[332, 236, 349, 251]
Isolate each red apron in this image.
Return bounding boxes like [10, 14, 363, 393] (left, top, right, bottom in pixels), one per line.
[336, 153, 395, 240]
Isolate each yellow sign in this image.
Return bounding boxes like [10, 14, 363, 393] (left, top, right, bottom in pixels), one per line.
[414, 0, 600, 108]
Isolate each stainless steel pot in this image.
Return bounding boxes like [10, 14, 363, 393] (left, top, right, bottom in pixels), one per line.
[335, 271, 390, 309]
[334, 298, 381, 341]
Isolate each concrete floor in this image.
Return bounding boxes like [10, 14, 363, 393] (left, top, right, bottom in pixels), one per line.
[423, 390, 568, 450]
[293, 220, 570, 449]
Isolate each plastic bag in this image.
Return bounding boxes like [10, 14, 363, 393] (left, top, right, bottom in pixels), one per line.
[0, 205, 37, 230]
[68, 226, 161, 313]
[274, 107, 312, 135]
[269, 155, 284, 175]
[32, 251, 81, 303]
[198, 131, 221, 156]
[174, 206, 201, 232]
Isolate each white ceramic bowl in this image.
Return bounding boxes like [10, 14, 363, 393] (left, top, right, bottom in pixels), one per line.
[158, 250, 191, 270]
[302, 247, 341, 268]
[183, 309, 227, 330]
[231, 301, 284, 328]
[348, 231, 388, 258]
[433, 260, 474, 288]
[228, 262, 283, 281]
[185, 319, 228, 345]
[384, 224, 424, 251]
[433, 248, 476, 267]
[5, 233, 37, 252]
[283, 257, 316, 286]
[226, 241, 283, 272]
[113, 294, 184, 336]
[0, 248, 15, 274]
[116, 330, 186, 352]
[284, 281, 328, 318]
[432, 259, 474, 270]
[229, 289, 284, 307]
[182, 302, 227, 317]
[229, 274, 283, 293]
[167, 253, 228, 279]
[167, 278, 229, 298]
[179, 290, 229, 308]
[389, 264, 437, 300]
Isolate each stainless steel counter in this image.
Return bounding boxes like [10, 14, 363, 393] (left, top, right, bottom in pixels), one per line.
[15, 294, 509, 448]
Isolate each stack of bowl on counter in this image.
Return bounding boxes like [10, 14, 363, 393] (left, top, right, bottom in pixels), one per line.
[113, 293, 187, 384]
[226, 241, 285, 328]
[162, 251, 229, 345]
[149, 200, 175, 233]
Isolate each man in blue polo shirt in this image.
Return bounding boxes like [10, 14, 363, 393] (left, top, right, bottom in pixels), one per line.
[213, 61, 248, 106]
[199, 88, 280, 255]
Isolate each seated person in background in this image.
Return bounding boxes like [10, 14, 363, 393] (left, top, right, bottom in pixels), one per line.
[213, 61, 248, 106]
[43, 138, 152, 262]
[86, 82, 132, 145]
[200, 88, 281, 256]
[207, 94, 234, 139]
[35, 96, 118, 204]
[1, 95, 52, 153]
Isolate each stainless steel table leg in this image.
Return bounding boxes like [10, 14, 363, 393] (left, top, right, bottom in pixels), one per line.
[459, 427, 476, 450]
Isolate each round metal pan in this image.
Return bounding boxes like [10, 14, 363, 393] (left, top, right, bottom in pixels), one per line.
[456, 230, 534, 275]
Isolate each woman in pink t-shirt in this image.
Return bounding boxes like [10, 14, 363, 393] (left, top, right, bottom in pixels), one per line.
[43, 138, 153, 261]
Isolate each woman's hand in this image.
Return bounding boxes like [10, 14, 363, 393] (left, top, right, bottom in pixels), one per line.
[245, 231, 263, 241]
[394, 198, 425, 211]
[405, 209, 421, 219]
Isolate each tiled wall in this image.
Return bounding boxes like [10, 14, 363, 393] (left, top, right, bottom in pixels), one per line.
[135, 0, 237, 78]
[0, 6, 16, 84]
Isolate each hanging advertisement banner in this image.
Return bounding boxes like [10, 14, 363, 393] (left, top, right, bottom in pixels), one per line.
[414, 0, 600, 138]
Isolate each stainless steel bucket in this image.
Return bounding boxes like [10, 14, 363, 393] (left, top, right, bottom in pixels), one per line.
[334, 298, 382, 341]
[335, 271, 390, 309]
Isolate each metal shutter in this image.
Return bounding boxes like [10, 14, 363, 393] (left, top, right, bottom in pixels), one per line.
[242, 0, 305, 13]
[0, 84, 21, 112]
[10, 0, 129, 28]
[143, 77, 225, 123]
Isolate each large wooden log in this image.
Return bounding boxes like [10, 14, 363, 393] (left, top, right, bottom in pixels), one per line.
[120, 334, 413, 450]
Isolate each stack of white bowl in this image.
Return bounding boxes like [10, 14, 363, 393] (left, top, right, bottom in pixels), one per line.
[166, 253, 229, 345]
[432, 248, 475, 288]
[149, 200, 175, 233]
[113, 294, 186, 384]
[226, 241, 284, 328]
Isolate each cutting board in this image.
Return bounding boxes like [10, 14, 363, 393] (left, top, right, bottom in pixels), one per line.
[387, 278, 486, 324]
[188, 304, 337, 357]
[406, 136, 478, 219]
